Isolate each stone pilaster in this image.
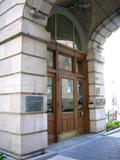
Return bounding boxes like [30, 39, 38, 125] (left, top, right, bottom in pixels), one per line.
[87, 46, 106, 132]
[0, 0, 55, 159]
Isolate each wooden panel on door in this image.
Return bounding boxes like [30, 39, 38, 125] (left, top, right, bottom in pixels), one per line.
[61, 78, 75, 133]
[48, 114, 56, 143]
[62, 112, 75, 132]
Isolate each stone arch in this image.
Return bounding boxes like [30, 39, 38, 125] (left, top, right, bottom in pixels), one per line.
[87, 9, 120, 133]
[23, 0, 87, 52]
[88, 9, 120, 53]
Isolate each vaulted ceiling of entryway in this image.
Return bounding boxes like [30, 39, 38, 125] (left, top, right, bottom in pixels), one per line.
[56, 0, 120, 42]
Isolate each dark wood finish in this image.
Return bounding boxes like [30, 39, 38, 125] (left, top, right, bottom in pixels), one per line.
[61, 112, 75, 132]
[47, 73, 57, 144]
[59, 75, 75, 134]
[83, 60, 90, 133]
[47, 42, 89, 143]
[48, 113, 56, 143]
[77, 79, 85, 134]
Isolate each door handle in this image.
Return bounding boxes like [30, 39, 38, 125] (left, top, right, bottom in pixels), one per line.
[80, 111, 84, 116]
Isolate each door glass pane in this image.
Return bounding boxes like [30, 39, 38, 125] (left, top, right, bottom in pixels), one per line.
[62, 79, 74, 112]
[77, 81, 83, 111]
[47, 77, 53, 113]
[59, 55, 72, 71]
[57, 14, 74, 48]
[47, 50, 53, 67]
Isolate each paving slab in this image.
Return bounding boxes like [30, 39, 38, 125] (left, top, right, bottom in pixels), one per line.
[47, 132, 120, 160]
[48, 155, 77, 160]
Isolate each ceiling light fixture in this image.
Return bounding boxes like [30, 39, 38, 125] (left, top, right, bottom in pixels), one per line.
[69, 0, 90, 15]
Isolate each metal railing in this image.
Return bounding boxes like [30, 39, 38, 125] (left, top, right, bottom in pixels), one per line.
[106, 110, 118, 123]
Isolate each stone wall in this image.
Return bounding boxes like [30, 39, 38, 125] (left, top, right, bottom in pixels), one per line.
[0, 0, 57, 159]
[0, 0, 120, 158]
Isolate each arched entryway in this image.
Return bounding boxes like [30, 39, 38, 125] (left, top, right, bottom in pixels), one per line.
[46, 9, 89, 143]
[0, 0, 120, 159]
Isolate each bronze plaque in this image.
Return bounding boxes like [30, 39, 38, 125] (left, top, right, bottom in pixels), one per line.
[96, 98, 105, 105]
[26, 96, 43, 112]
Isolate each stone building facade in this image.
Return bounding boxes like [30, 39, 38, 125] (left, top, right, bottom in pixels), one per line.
[0, 0, 120, 159]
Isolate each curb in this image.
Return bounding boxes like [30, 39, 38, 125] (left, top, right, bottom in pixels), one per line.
[98, 127, 120, 136]
[7, 151, 57, 160]
[27, 151, 57, 160]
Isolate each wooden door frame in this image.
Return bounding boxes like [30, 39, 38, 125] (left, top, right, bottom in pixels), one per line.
[47, 73, 57, 143]
[47, 41, 89, 142]
[59, 72, 76, 135]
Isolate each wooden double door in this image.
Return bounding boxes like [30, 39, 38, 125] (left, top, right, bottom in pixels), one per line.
[47, 43, 89, 144]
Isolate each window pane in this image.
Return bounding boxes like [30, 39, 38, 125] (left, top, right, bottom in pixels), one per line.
[62, 79, 74, 112]
[47, 77, 53, 113]
[77, 62, 82, 74]
[59, 55, 72, 71]
[77, 81, 83, 111]
[46, 15, 55, 40]
[74, 27, 81, 51]
[47, 50, 53, 67]
[57, 14, 74, 48]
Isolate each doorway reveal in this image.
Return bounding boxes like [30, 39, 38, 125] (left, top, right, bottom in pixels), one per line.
[47, 42, 89, 143]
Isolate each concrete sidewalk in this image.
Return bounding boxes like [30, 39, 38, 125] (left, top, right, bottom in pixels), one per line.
[48, 155, 77, 160]
[46, 132, 120, 160]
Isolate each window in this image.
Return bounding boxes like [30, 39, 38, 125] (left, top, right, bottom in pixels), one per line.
[47, 14, 81, 51]
[47, 50, 53, 67]
[47, 77, 53, 113]
[77, 81, 83, 111]
[58, 55, 72, 71]
[61, 79, 74, 112]
[57, 14, 74, 48]
[74, 27, 81, 51]
[47, 15, 55, 40]
[76, 62, 82, 74]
